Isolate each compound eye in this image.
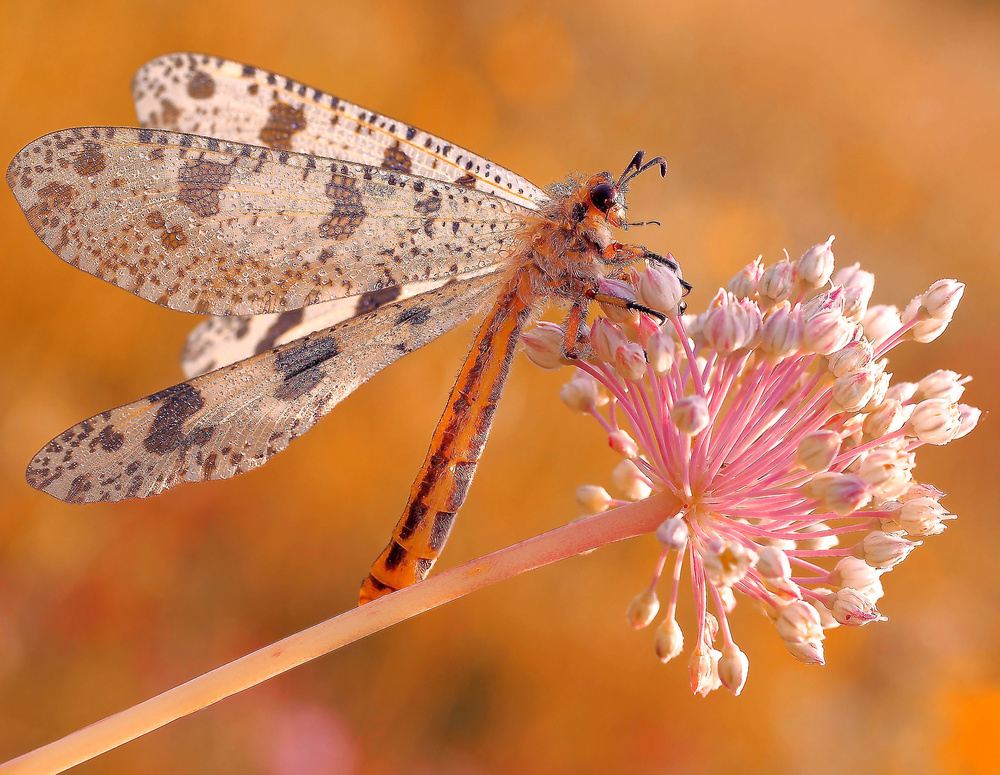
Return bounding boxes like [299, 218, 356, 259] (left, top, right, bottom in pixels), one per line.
[590, 182, 616, 213]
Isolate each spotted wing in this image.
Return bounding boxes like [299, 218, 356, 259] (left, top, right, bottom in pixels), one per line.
[180, 267, 498, 378]
[133, 53, 549, 211]
[7, 127, 526, 315]
[26, 270, 505, 503]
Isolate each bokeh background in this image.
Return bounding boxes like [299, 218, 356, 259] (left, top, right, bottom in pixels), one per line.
[0, 1, 997, 773]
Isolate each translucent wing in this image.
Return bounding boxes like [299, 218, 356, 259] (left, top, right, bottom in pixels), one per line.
[26, 270, 505, 503]
[7, 127, 526, 315]
[180, 267, 498, 378]
[133, 53, 549, 211]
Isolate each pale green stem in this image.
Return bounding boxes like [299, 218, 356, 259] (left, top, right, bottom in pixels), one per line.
[0, 491, 679, 775]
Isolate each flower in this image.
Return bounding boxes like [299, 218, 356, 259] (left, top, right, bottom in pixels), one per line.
[529, 238, 978, 695]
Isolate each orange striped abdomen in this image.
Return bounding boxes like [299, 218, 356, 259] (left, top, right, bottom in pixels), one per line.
[359, 275, 532, 604]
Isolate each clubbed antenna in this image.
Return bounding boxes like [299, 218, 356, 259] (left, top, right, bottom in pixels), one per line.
[618, 150, 668, 189]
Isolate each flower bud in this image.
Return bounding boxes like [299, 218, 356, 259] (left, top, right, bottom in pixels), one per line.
[671, 395, 710, 435]
[609, 429, 640, 459]
[627, 589, 660, 630]
[759, 259, 796, 306]
[907, 398, 962, 444]
[834, 263, 875, 321]
[655, 516, 689, 550]
[701, 291, 745, 353]
[703, 541, 758, 588]
[611, 459, 652, 501]
[797, 522, 839, 551]
[800, 471, 839, 502]
[522, 322, 567, 370]
[637, 263, 684, 316]
[655, 617, 684, 663]
[784, 638, 826, 665]
[776, 600, 824, 644]
[916, 369, 967, 403]
[589, 318, 629, 362]
[727, 256, 763, 299]
[910, 316, 951, 343]
[615, 342, 647, 381]
[858, 447, 912, 500]
[831, 588, 885, 626]
[885, 381, 917, 403]
[823, 473, 872, 515]
[803, 311, 855, 355]
[576, 484, 613, 515]
[756, 545, 793, 582]
[859, 530, 918, 569]
[689, 645, 722, 696]
[718, 643, 750, 696]
[863, 398, 905, 439]
[796, 236, 835, 289]
[828, 339, 874, 377]
[898, 497, 950, 536]
[559, 371, 601, 413]
[832, 367, 879, 412]
[760, 301, 804, 357]
[862, 304, 902, 343]
[796, 431, 841, 472]
[955, 404, 981, 439]
[644, 328, 675, 375]
[831, 556, 882, 596]
[919, 279, 964, 320]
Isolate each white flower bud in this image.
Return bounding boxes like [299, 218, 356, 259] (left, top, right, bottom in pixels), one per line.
[910, 316, 951, 343]
[727, 256, 763, 300]
[776, 600, 825, 644]
[644, 328, 675, 375]
[655, 516, 689, 550]
[559, 371, 601, 413]
[796, 522, 839, 551]
[828, 339, 874, 377]
[862, 304, 902, 343]
[831, 588, 886, 626]
[832, 367, 879, 412]
[802, 311, 855, 355]
[522, 322, 567, 370]
[654, 617, 684, 663]
[919, 279, 964, 320]
[627, 589, 660, 630]
[576, 484, 613, 515]
[863, 398, 906, 439]
[831, 556, 883, 596]
[760, 301, 804, 357]
[671, 395, 710, 435]
[907, 398, 962, 444]
[796, 431, 841, 472]
[718, 643, 750, 696]
[834, 263, 875, 321]
[759, 259, 796, 306]
[823, 473, 872, 515]
[611, 459, 652, 501]
[703, 541, 758, 588]
[797, 236, 836, 288]
[689, 645, 722, 696]
[955, 404, 981, 439]
[609, 429, 640, 459]
[898, 497, 950, 536]
[916, 369, 967, 403]
[858, 447, 912, 500]
[756, 545, 792, 582]
[885, 381, 918, 403]
[784, 638, 826, 665]
[860, 530, 919, 569]
[589, 318, 628, 362]
[615, 342, 647, 381]
[637, 263, 684, 316]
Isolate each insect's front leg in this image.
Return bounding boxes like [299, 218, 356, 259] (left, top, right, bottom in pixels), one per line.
[562, 298, 594, 360]
[603, 242, 692, 293]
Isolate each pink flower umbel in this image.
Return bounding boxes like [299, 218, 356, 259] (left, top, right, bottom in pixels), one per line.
[527, 238, 979, 697]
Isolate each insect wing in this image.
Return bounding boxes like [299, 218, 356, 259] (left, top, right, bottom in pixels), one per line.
[133, 53, 549, 211]
[7, 127, 525, 315]
[180, 267, 500, 378]
[26, 270, 505, 503]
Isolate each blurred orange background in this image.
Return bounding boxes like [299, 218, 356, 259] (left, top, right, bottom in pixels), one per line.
[0, 1, 997, 773]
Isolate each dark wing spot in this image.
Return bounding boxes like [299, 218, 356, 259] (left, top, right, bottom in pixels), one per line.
[143, 383, 206, 455]
[414, 193, 442, 216]
[187, 70, 216, 99]
[272, 335, 339, 401]
[453, 173, 477, 188]
[356, 286, 402, 315]
[177, 159, 233, 217]
[71, 141, 106, 176]
[319, 172, 367, 241]
[259, 98, 307, 150]
[396, 305, 431, 326]
[381, 141, 412, 173]
[255, 309, 305, 355]
[94, 424, 124, 452]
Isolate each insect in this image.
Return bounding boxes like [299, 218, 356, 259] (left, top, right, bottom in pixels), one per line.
[8, 53, 687, 604]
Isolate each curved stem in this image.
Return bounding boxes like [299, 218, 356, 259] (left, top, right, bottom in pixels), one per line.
[0, 491, 680, 775]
